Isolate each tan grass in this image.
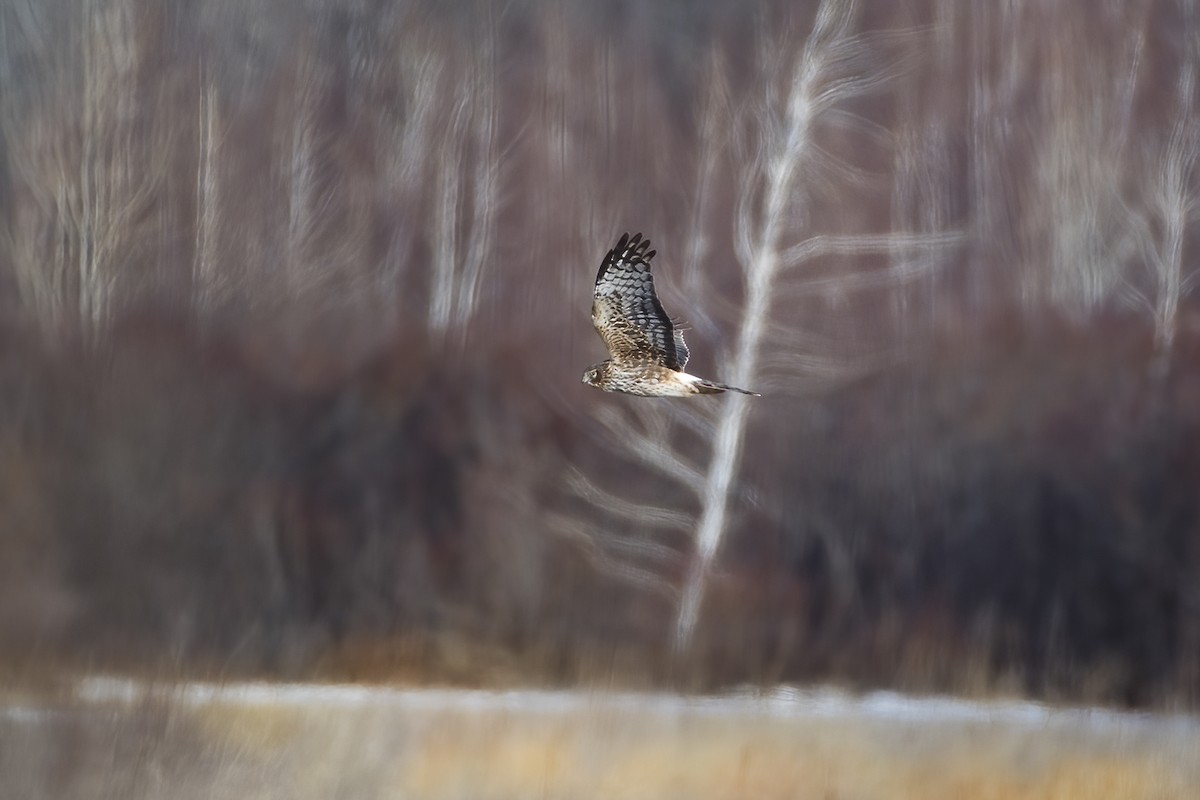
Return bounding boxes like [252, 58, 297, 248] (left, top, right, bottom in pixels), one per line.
[3, 683, 1197, 800]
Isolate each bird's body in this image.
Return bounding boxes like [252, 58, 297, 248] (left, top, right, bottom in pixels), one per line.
[582, 360, 732, 397]
[582, 233, 758, 397]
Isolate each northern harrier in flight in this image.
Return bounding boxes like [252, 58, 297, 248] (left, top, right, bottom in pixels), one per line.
[582, 232, 759, 397]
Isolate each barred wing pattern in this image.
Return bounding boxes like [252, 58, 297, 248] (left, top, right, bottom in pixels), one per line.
[592, 233, 689, 370]
[583, 232, 758, 397]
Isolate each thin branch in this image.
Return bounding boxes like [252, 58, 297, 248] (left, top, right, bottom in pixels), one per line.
[545, 513, 679, 599]
[567, 469, 694, 533]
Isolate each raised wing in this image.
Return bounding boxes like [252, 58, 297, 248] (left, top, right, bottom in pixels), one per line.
[592, 232, 689, 370]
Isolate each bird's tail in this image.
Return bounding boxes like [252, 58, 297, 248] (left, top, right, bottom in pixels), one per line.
[694, 379, 760, 397]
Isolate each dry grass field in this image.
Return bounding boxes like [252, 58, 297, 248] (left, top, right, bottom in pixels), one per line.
[2, 680, 1197, 800]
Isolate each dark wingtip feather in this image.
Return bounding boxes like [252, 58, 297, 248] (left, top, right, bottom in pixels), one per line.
[607, 232, 656, 264]
[621, 232, 654, 259]
[597, 231, 657, 286]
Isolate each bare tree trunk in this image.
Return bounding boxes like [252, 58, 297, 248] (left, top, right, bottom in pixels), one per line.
[1108, 1, 1199, 383]
[429, 15, 501, 346]
[377, 45, 442, 325]
[4, 0, 165, 342]
[674, 1, 860, 651]
[681, 51, 732, 340]
[456, 4, 499, 333]
[429, 96, 466, 336]
[193, 63, 221, 313]
[1146, 5, 1198, 379]
[547, 1, 956, 654]
[283, 55, 322, 298]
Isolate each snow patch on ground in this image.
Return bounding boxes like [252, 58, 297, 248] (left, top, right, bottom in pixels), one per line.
[72, 676, 1199, 733]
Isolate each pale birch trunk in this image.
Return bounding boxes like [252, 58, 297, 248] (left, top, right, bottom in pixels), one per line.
[1140, 10, 1199, 377]
[673, 1, 860, 651]
[284, 60, 321, 298]
[429, 16, 500, 344]
[552, 2, 955, 652]
[5, 0, 163, 342]
[193, 65, 221, 312]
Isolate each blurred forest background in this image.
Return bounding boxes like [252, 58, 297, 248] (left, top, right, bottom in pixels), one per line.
[0, 0, 1197, 708]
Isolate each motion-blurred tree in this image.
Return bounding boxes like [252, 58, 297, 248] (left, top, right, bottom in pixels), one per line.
[561, 0, 959, 653]
[4, 0, 170, 342]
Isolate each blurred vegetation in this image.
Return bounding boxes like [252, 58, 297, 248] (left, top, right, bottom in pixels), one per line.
[0, 0, 1197, 707]
[4, 682, 1198, 799]
[1, 310, 1196, 706]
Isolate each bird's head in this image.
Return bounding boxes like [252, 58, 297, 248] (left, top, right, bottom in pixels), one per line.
[581, 362, 608, 389]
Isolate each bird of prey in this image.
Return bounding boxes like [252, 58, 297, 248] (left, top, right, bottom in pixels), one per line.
[582, 232, 759, 397]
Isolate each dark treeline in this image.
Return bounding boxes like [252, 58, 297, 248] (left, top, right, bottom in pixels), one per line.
[0, 0, 1197, 707]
